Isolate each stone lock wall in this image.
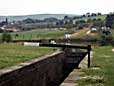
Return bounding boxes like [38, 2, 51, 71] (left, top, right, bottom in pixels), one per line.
[0, 51, 65, 86]
[0, 49, 87, 86]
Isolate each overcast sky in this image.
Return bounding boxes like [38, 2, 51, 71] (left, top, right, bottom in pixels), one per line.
[0, 0, 114, 16]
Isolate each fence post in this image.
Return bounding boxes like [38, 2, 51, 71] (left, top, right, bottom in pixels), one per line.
[87, 45, 91, 68]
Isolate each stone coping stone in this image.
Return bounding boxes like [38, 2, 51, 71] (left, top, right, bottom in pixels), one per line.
[0, 51, 64, 76]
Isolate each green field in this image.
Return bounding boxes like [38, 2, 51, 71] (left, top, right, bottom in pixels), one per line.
[77, 46, 114, 86]
[9, 29, 73, 40]
[0, 43, 55, 69]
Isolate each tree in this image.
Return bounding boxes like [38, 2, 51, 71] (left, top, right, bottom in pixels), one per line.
[92, 18, 97, 22]
[86, 12, 91, 17]
[23, 18, 43, 24]
[44, 18, 58, 22]
[79, 20, 86, 23]
[97, 18, 102, 21]
[0, 29, 3, 33]
[82, 14, 86, 18]
[92, 18, 104, 28]
[97, 13, 102, 16]
[91, 13, 97, 16]
[105, 14, 114, 28]
[64, 16, 69, 20]
[69, 20, 73, 24]
[1, 31, 12, 42]
[56, 20, 64, 25]
[87, 18, 92, 23]
[99, 34, 113, 46]
[64, 21, 68, 24]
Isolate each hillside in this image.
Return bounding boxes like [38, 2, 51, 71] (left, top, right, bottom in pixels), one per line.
[0, 14, 76, 22]
[0, 13, 106, 22]
[76, 15, 106, 21]
[71, 29, 100, 39]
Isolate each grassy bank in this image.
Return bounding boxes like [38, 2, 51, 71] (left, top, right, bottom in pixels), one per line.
[77, 46, 114, 86]
[0, 43, 55, 69]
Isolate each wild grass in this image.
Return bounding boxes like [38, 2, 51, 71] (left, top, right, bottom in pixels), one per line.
[77, 46, 114, 86]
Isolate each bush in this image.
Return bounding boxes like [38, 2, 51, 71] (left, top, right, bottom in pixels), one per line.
[99, 34, 114, 46]
[111, 38, 114, 46]
[1, 31, 12, 42]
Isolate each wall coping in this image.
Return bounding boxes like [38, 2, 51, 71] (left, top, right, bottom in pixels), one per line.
[0, 51, 64, 76]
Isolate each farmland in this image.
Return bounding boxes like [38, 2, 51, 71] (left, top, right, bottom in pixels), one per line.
[9, 29, 73, 40]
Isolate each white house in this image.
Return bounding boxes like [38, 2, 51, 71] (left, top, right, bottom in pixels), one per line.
[91, 28, 97, 33]
[65, 33, 72, 39]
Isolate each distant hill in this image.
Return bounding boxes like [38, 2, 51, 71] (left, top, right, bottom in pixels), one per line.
[0, 14, 76, 22]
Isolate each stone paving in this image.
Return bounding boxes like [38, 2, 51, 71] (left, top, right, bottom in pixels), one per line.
[60, 52, 93, 86]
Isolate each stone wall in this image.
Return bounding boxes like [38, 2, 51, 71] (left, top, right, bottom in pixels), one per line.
[0, 51, 66, 86]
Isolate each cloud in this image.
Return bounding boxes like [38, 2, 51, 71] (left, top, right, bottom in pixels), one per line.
[0, 0, 114, 15]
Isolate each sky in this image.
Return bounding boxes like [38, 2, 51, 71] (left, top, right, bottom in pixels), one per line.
[0, 0, 114, 16]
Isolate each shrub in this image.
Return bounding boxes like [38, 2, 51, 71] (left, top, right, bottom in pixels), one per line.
[99, 34, 114, 46]
[1, 31, 12, 42]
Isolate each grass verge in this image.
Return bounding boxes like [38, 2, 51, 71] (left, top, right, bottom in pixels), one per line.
[76, 46, 114, 86]
[0, 43, 55, 69]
